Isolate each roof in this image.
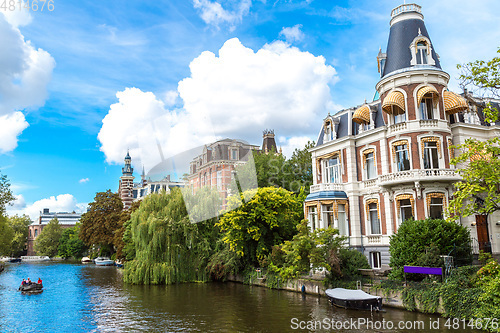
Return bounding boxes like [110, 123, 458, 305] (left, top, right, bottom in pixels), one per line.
[305, 191, 348, 201]
[382, 18, 441, 77]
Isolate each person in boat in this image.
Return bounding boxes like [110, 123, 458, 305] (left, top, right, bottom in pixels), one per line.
[27, 278, 32, 285]
[37, 278, 42, 284]
[21, 279, 26, 286]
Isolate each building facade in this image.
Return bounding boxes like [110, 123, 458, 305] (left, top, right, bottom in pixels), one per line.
[305, 3, 500, 268]
[117, 152, 186, 210]
[27, 208, 82, 256]
[188, 138, 260, 206]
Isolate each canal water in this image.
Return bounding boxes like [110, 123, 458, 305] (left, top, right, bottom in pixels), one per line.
[0, 262, 482, 332]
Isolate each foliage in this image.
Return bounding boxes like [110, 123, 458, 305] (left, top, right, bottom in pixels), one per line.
[114, 200, 140, 260]
[79, 190, 123, 252]
[0, 173, 15, 215]
[0, 214, 14, 256]
[58, 224, 88, 259]
[123, 189, 218, 284]
[458, 48, 500, 101]
[217, 187, 305, 267]
[474, 276, 500, 332]
[477, 259, 500, 284]
[7, 215, 31, 257]
[448, 137, 500, 219]
[232, 141, 315, 195]
[206, 239, 243, 281]
[34, 218, 63, 257]
[337, 248, 371, 280]
[479, 250, 494, 265]
[389, 218, 472, 280]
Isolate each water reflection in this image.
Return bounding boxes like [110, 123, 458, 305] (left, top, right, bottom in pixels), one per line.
[0, 263, 482, 332]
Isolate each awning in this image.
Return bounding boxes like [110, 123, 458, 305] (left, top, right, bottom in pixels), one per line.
[417, 85, 439, 105]
[305, 191, 348, 202]
[353, 105, 370, 124]
[443, 90, 468, 115]
[382, 90, 405, 114]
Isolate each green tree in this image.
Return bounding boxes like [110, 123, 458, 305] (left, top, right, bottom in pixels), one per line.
[449, 49, 500, 220]
[389, 218, 472, 280]
[79, 190, 123, 254]
[0, 173, 15, 215]
[0, 215, 14, 256]
[7, 215, 31, 257]
[114, 200, 141, 260]
[283, 141, 315, 195]
[58, 224, 88, 258]
[217, 187, 305, 266]
[123, 189, 217, 284]
[34, 218, 63, 257]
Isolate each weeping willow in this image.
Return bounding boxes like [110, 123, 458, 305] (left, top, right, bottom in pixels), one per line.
[123, 188, 218, 285]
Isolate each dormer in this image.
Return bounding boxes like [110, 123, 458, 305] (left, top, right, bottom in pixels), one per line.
[323, 115, 339, 143]
[377, 48, 387, 77]
[409, 30, 436, 66]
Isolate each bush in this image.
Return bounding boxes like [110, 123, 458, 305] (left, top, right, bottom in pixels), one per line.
[389, 218, 472, 280]
[338, 248, 370, 279]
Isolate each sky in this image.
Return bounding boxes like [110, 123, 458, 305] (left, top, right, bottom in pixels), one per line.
[1, 0, 499, 220]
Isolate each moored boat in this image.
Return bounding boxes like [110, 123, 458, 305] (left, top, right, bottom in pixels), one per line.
[81, 257, 93, 264]
[325, 288, 382, 311]
[9, 258, 21, 263]
[94, 257, 114, 266]
[21, 256, 50, 262]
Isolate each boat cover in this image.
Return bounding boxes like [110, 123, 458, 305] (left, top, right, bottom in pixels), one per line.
[325, 288, 380, 300]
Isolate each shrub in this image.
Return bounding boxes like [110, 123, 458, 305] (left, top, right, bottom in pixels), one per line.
[389, 218, 472, 280]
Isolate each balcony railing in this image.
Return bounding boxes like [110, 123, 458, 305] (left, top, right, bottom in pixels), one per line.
[310, 183, 344, 193]
[379, 168, 460, 185]
[419, 119, 439, 128]
[391, 3, 421, 17]
[388, 122, 407, 134]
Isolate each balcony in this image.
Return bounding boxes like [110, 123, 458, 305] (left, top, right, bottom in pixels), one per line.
[378, 168, 460, 186]
[310, 183, 344, 193]
[388, 122, 407, 134]
[419, 119, 438, 128]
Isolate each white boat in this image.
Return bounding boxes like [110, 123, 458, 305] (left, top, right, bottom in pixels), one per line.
[20, 256, 50, 262]
[94, 257, 114, 266]
[81, 257, 93, 263]
[325, 288, 382, 311]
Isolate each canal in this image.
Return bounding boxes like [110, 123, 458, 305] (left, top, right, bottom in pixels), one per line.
[0, 262, 482, 332]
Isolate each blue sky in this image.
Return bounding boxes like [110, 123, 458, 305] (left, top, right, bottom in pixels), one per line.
[1, 0, 499, 220]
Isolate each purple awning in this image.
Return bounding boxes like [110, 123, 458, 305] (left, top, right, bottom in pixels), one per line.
[404, 266, 442, 275]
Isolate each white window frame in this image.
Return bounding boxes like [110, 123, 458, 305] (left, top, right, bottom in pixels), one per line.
[308, 206, 318, 231]
[399, 199, 413, 223]
[337, 204, 348, 236]
[324, 157, 341, 184]
[423, 141, 439, 169]
[420, 95, 435, 120]
[370, 252, 381, 269]
[322, 204, 334, 228]
[394, 143, 410, 172]
[429, 197, 444, 219]
[368, 202, 381, 235]
[365, 152, 376, 180]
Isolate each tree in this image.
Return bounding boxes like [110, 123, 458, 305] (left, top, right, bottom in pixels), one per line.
[217, 187, 305, 266]
[0, 173, 15, 215]
[79, 190, 123, 254]
[389, 218, 472, 280]
[8, 215, 31, 257]
[34, 218, 63, 257]
[0, 214, 14, 256]
[58, 224, 88, 259]
[123, 189, 218, 284]
[114, 200, 140, 260]
[283, 141, 315, 195]
[448, 49, 500, 220]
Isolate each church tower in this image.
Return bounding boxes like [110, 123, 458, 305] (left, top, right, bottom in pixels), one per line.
[118, 151, 135, 210]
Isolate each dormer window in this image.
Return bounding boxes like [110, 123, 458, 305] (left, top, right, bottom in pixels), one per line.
[323, 118, 336, 143]
[416, 41, 428, 64]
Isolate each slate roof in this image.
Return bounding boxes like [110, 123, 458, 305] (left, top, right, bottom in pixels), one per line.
[382, 18, 441, 78]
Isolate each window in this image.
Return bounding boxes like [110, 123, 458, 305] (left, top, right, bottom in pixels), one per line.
[392, 105, 406, 124]
[365, 152, 376, 179]
[338, 204, 348, 236]
[423, 141, 439, 169]
[29, 230, 32, 238]
[308, 206, 318, 231]
[394, 144, 410, 171]
[34, 229, 38, 237]
[325, 157, 341, 183]
[231, 149, 238, 160]
[324, 125, 332, 142]
[323, 204, 334, 228]
[416, 41, 428, 64]
[399, 199, 413, 222]
[217, 170, 222, 190]
[420, 96, 434, 119]
[368, 202, 380, 234]
[429, 197, 443, 219]
[370, 252, 381, 269]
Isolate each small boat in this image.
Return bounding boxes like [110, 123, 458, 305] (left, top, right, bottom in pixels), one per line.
[94, 257, 114, 266]
[19, 283, 43, 293]
[21, 256, 50, 262]
[114, 260, 123, 268]
[81, 257, 93, 264]
[9, 258, 21, 263]
[325, 288, 382, 311]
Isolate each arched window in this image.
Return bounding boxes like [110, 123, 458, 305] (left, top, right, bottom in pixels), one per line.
[416, 41, 428, 64]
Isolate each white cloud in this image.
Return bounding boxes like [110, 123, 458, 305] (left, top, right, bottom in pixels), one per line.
[1, 2, 33, 27]
[6, 194, 87, 222]
[79, 178, 89, 183]
[163, 90, 179, 106]
[0, 12, 55, 153]
[278, 135, 313, 159]
[279, 24, 305, 43]
[98, 38, 337, 172]
[0, 112, 29, 153]
[193, 0, 251, 30]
